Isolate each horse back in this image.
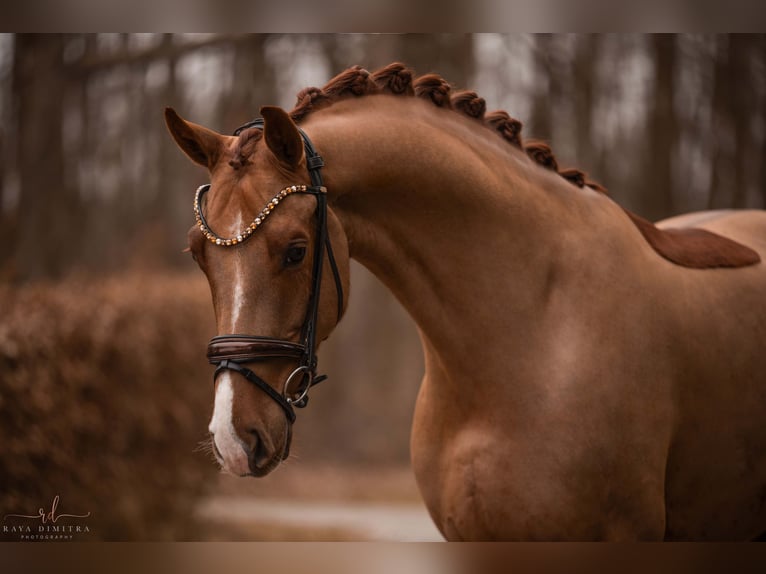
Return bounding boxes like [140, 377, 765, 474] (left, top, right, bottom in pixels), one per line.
[655, 209, 766, 539]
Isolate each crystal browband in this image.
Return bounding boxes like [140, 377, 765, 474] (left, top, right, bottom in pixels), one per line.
[194, 183, 327, 246]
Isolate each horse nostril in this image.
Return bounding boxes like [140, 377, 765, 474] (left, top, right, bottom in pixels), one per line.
[248, 429, 272, 468]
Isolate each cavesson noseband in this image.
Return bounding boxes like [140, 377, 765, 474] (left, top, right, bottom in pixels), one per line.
[197, 118, 344, 431]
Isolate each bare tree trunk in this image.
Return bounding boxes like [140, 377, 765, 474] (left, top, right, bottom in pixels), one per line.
[645, 34, 678, 220]
[761, 36, 766, 207]
[320, 34, 346, 77]
[0, 109, 6, 271]
[706, 34, 756, 210]
[709, 36, 729, 209]
[350, 34, 401, 71]
[220, 34, 275, 130]
[573, 34, 600, 172]
[529, 34, 555, 141]
[728, 34, 756, 208]
[12, 34, 70, 281]
[109, 34, 137, 258]
[152, 34, 185, 265]
[397, 34, 475, 88]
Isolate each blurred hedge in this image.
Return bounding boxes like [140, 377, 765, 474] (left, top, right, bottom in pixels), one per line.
[0, 271, 217, 540]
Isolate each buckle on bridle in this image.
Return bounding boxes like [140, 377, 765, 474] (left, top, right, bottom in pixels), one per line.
[284, 365, 313, 407]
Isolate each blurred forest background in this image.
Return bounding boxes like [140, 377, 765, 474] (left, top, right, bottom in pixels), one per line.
[1, 34, 764, 540]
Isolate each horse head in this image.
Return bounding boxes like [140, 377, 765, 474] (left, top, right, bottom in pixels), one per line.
[165, 106, 349, 477]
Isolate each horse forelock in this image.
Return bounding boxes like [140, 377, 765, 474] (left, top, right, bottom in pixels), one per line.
[227, 61, 608, 196]
[229, 127, 263, 170]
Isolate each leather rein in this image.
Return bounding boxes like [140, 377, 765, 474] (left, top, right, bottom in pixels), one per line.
[200, 118, 344, 428]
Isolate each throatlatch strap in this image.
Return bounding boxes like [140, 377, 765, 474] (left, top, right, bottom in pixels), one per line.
[324, 236, 344, 322]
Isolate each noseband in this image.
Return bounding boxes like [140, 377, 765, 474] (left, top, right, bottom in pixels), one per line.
[198, 118, 344, 429]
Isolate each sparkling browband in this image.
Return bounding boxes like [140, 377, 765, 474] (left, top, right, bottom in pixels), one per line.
[194, 184, 326, 246]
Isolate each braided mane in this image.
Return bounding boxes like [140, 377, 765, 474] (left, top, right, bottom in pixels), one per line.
[228, 62, 761, 270]
[257, 63, 605, 194]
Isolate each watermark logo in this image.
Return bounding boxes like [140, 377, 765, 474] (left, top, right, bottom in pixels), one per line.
[3, 495, 92, 541]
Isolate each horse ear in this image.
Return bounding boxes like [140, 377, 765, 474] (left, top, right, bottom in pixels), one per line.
[261, 106, 304, 168]
[164, 107, 224, 169]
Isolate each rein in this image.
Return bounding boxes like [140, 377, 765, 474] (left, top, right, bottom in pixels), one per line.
[199, 118, 344, 432]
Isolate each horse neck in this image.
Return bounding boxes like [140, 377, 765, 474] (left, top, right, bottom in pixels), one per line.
[303, 97, 638, 375]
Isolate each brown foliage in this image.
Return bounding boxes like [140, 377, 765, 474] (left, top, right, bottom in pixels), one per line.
[0, 271, 217, 540]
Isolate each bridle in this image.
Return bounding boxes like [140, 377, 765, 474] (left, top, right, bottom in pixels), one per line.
[197, 118, 344, 437]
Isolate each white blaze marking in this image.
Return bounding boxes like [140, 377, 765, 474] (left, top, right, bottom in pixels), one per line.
[231, 268, 244, 331]
[229, 211, 244, 332]
[209, 210, 249, 475]
[209, 372, 250, 475]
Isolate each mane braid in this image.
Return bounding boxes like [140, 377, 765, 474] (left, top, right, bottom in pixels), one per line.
[322, 65, 378, 98]
[370, 63, 415, 95]
[524, 141, 559, 172]
[585, 180, 608, 194]
[451, 90, 486, 120]
[413, 74, 452, 108]
[291, 87, 331, 123]
[559, 168, 586, 187]
[230, 62, 608, 194]
[485, 110, 523, 148]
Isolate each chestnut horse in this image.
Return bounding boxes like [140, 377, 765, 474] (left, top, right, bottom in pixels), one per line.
[165, 64, 766, 540]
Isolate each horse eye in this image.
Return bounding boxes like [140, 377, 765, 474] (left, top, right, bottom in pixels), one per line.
[284, 245, 307, 266]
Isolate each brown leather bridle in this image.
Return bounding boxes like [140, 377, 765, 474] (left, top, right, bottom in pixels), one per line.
[201, 118, 344, 434]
